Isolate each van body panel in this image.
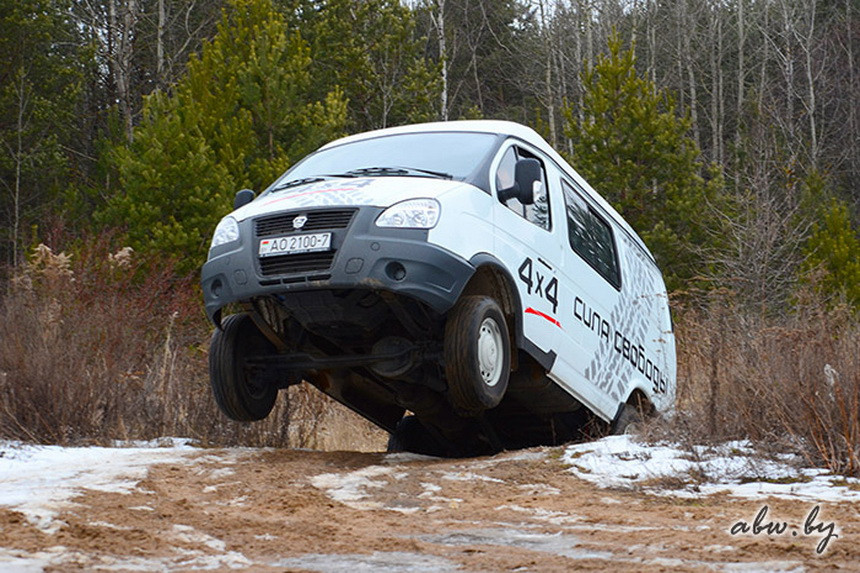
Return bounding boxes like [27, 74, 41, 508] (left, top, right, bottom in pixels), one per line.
[426, 185, 496, 267]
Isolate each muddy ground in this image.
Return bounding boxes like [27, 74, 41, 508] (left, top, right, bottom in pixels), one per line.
[1, 445, 857, 571]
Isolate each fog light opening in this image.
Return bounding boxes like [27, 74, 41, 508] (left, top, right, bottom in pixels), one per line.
[385, 261, 407, 282]
[211, 278, 223, 297]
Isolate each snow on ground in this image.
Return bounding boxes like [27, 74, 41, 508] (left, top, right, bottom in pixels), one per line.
[562, 435, 860, 501]
[2, 435, 859, 537]
[0, 438, 198, 533]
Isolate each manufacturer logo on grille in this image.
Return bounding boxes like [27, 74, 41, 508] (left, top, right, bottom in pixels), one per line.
[292, 215, 308, 229]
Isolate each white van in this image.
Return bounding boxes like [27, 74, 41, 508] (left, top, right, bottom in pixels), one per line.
[202, 120, 676, 456]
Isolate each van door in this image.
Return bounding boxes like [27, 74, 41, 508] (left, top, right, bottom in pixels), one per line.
[548, 177, 625, 421]
[489, 142, 562, 358]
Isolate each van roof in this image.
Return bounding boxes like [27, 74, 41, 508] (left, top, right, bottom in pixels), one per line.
[322, 120, 655, 263]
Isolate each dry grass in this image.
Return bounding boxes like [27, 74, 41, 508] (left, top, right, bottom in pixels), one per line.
[287, 383, 388, 452]
[0, 240, 384, 450]
[667, 289, 860, 476]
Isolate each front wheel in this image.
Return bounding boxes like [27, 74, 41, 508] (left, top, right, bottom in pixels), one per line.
[444, 296, 511, 413]
[209, 313, 278, 421]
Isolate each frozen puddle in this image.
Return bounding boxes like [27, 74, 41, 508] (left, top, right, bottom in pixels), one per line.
[274, 551, 458, 572]
[423, 527, 804, 571]
[422, 527, 614, 561]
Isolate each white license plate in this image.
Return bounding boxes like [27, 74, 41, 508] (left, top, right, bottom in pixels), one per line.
[258, 232, 332, 257]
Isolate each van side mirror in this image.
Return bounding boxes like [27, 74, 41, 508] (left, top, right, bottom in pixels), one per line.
[234, 189, 256, 210]
[497, 158, 540, 205]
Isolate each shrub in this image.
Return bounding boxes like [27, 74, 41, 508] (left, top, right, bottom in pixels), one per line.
[0, 238, 385, 450]
[669, 290, 860, 476]
[0, 240, 270, 445]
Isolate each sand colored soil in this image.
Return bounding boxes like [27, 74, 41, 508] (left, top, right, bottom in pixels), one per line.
[1, 446, 857, 571]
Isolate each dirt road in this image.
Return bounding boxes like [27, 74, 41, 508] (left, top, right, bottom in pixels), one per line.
[1, 445, 857, 571]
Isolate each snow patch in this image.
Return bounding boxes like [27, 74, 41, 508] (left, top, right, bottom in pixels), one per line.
[562, 435, 860, 501]
[440, 471, 503, 483]
[0, 440, 197, 532]
[310, 465, 396, 510]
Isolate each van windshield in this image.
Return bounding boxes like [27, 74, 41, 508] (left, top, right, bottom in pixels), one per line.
[270, 132, 499, 190]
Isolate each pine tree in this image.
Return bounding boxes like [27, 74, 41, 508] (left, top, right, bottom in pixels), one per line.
[801, 195, 860, 309]
[303, 0, 440, 131]
[103, 0, 347, 271]
[563, 32, 722, 290]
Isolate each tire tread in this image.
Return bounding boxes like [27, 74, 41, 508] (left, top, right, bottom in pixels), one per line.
[444, 296, 510, 413]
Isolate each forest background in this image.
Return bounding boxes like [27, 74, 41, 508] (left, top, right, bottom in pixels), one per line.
[0, 0, 858, 476]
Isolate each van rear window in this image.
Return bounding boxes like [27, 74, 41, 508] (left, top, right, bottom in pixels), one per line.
[562, 180, 621, 288]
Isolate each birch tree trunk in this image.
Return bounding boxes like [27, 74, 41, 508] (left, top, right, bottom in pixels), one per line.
[431, 0, 449, 120]
[849, 0, 857, 178]
[12, 71, 26, 269]
[682, 0, 701, 152]
[157, 0, 165, 86]
[537, 0, 556, 147]
[109, 0, 138, 142]
[758, 2, 769, 114]
[797, 0, 818, 166]
[736, 0, 745, 145]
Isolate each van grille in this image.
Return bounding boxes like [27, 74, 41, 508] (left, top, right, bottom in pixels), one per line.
[255, 208, 357, 277]
[255, 209, 356, 237]
[258, 251, 337, 276]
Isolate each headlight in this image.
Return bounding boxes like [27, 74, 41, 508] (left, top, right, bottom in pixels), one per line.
[210, 216, 240, 249]
[376, 198, 440, 229]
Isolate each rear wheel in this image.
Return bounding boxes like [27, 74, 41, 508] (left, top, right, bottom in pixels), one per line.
[444, 296, 511, 413]
[209, 313, 278, 421]
[387, 416, 445, 456]
[610, 401, 646, 435]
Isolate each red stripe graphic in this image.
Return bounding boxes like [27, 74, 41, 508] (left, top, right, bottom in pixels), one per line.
[525, 307, 561, 328]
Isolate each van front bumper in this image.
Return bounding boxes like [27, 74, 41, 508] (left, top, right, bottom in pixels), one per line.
[201, 206, 475, 325]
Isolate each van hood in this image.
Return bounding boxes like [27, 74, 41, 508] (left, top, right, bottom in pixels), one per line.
[231, 177, 466, 222]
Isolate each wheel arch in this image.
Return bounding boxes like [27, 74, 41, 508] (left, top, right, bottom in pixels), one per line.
[608, 385, 657, 434]
[623, 385, 656, 416]
[463, 254, 523, 363]
[462, 253, 556, 371]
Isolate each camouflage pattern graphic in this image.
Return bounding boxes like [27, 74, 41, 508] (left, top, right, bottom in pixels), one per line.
[582, 233, 670, 403]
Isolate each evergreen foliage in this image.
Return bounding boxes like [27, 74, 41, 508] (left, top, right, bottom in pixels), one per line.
[299, 0, 441, 131]
[801, 194, 860, 308]
[563, 32, 723, 290]
[0, 0, 83, 266]
[102, 0, 347, 271]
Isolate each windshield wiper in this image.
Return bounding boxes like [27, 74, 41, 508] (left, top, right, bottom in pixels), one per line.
[269, 174, 356, 193]
[271, 166, 453, 192]
[345, 166, 453, 180]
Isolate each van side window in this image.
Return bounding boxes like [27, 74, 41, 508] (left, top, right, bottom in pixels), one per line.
[562, 179, 621, 288]
[494, 146, 551, 231]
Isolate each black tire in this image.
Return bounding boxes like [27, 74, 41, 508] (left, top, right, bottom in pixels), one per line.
[387, 416, 445, 456]
[444, 295, 511, 413]
[209, 313, 278, 421]
[610, 402, 644, 435]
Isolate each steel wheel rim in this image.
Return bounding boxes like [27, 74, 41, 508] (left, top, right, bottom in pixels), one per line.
[477, 317, 504, 387]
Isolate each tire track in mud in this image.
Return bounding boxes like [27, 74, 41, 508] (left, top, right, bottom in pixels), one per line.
[1, 446, 857, 571]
